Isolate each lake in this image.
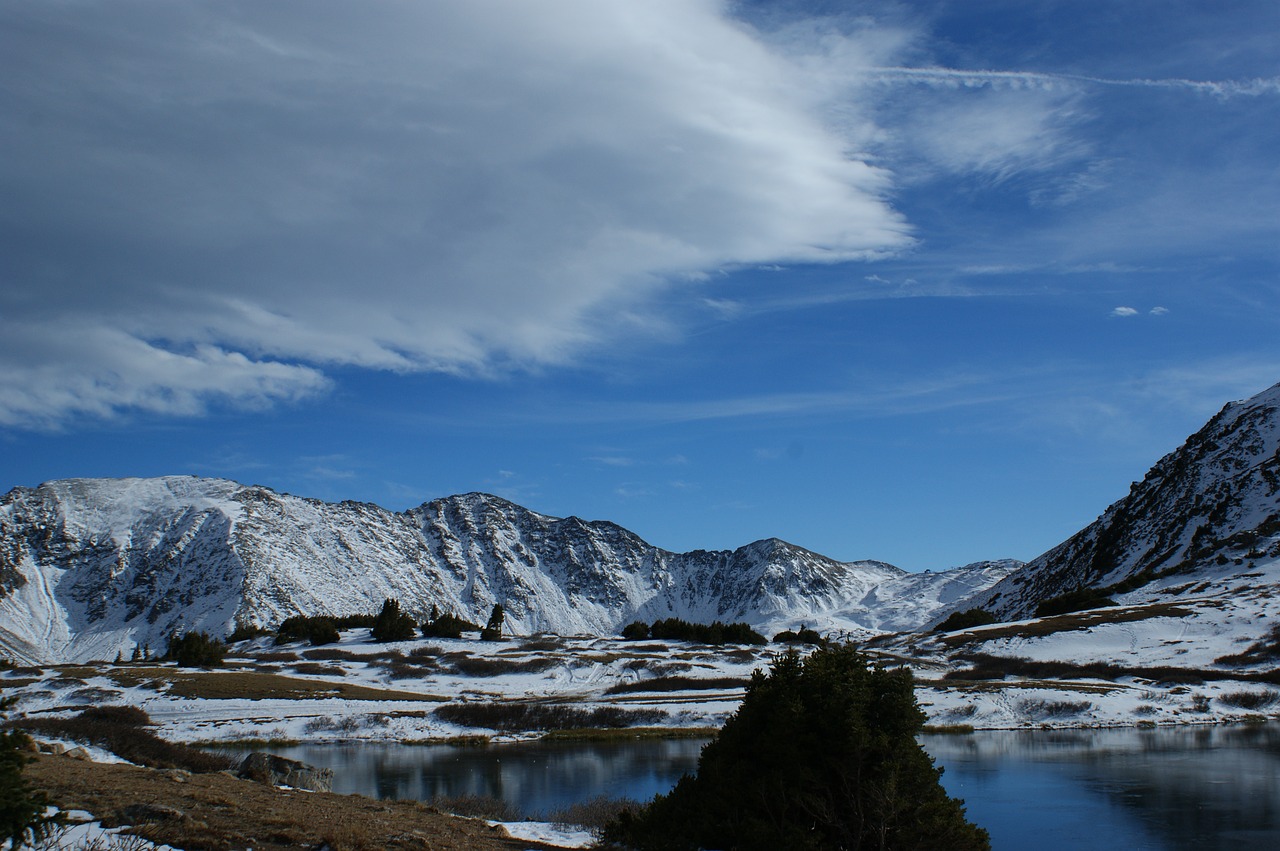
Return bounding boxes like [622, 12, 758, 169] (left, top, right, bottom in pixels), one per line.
[266, 724, 1280, 848]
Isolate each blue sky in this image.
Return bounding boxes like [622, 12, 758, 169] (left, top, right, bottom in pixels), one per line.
[2, 1, 1278, 570]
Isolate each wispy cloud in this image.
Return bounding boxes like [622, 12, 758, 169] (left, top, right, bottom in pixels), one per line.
[1111, 306, 1139, 317]
[0, 0, 913, 428]
[864, 67, 1280, 99]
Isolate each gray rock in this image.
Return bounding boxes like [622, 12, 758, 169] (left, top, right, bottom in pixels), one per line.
[236, 751, 333, 792]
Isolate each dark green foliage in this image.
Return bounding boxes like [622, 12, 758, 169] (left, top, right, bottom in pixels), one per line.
[0, 696, 60, 848]
[421, 612, 480, 639]
[604, 645, 989, 851]
[276, 615, 341, 646]
[433, 702, 665, 732]
[371, 598, 418, 643]
[934, 609, 999, 633]
[227, 622, 269, 643]
[644, 618, 767, 646]
[481, 604, 506, 641]
[332, 613, 376, 630]
[164, 630, 227, 667]
[1034, 588, 1117, 618]
[13, 707, 231, 774]
[774, 626, 827, 645]
[621, 621, 651, 640]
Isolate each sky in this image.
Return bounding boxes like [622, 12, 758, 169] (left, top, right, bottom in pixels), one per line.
[2, 0, 1278, 571]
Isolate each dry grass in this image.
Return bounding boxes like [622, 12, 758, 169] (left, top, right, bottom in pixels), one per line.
[604, 676, 748, 695]
[939, 602, 1195, 648]
[107, 667, 449, 702]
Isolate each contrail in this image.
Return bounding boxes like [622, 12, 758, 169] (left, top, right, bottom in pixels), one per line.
[864, 66, 1280, 98]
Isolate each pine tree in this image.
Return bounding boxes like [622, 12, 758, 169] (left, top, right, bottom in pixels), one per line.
[604, 644, 989, 851]
[481, 604, 505, 641]
[371, 598, 417, 643]
[0, 696, 60, 847]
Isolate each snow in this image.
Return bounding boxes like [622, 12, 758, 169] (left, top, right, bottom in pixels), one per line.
[492, 821, 596, 849]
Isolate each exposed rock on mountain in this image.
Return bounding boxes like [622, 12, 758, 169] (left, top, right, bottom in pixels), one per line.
[974, 381, 1280, 620]
[0, 478, 1014, 663]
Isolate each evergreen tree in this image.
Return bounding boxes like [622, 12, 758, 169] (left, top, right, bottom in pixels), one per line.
[371, 598, 417, 643]
[0, 696, 60, 847]
[604, 645, 989, 851]
[481, 604, 506, 641]
[163, 631, 226, 667]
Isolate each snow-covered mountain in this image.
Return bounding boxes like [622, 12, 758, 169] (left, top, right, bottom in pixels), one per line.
[0, 478, 1015, 663]
[973, 381, 1280, 620]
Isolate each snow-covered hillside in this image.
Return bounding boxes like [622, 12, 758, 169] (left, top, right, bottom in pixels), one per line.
[0, 478, 1015, 663]
[971, 381, 1280, 620]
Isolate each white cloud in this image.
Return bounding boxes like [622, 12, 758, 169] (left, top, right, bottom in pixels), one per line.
[1111, 306, 1140, 317]
[0, 0, 915, 428]
[1150, 306, 1169, 316]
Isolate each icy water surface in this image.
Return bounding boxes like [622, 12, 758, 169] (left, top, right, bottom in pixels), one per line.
[268, 724, 1280, 847]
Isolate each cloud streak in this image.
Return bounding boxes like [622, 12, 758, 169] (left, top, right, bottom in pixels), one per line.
[0, 0, 913, 428]
[865, 67, 1280, 98]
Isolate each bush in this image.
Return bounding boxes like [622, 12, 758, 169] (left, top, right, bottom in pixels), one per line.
[433, 702, 665, 732]
[371, 599, 418, 643]
[276, 615, 341, 647]
[603, 645, 989, 851]
[13, 708, 230, 773]
[773, 626, 826, 645]
[421, 613, 479, 639]
[621, 621, 650, 640]
[0, 696, 59, 848]
[934, 609, 999, 633]
[1034, 588, 1117, 618]
[644, 618, 767, 646]
[164, 631, 226, 667]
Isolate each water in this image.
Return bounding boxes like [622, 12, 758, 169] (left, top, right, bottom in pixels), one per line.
[263, 725, 1280, 847]
[925, 725, 1280, 850]
[265, 736, 707, 817]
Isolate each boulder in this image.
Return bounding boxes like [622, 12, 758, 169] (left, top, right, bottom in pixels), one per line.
[236, 752, 333, 792]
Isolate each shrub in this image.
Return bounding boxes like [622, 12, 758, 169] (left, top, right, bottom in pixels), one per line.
[603, 645, 989, 851]
[545, 795, 641, 829]
[13, 708, 230, 773]
[1218, 690, 1279, 710]
[934, 609, 999, 633]
[421, 613, 479, 639]
[227, 622, 270, 643]
[275, 615, 340, 646]
[371, 599, 418, 643]
[621, 621, 650, 640]
[646, 618, 766, 646]
[164, 631, 226, 667]
[604, 676, 749, 695]
[773, 626, 826, 645]
[448, 656, 558, 677]
[433, 702, 665, 732]
[1034, 588, 1117, 618]
[0, 696, 60, 848]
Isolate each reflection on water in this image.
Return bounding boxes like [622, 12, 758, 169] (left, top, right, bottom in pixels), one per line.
[264, 724, 1280, 846]
[267, 737, 708, 817]
[924, 725, 1280, 851]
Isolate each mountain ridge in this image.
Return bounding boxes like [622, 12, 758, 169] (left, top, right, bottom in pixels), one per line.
[0, 476, 1017, 663]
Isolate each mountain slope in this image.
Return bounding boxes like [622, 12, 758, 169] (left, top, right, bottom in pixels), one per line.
[974, 381, 1280, 620]
[0, 478, 1014, 663]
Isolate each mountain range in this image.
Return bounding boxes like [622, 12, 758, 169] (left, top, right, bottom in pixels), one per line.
[4, 380, 1279, 666]
[0, 476, 1014, 664]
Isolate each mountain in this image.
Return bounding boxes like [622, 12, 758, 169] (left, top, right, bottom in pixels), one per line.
[0, 477, 1016, 663]
[972, 381, 1280, 621]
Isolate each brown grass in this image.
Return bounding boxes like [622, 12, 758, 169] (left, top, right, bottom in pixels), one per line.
[939, 602, 1195, 648]
[26, 752, 560, 850]
[107, 667, 449, 702]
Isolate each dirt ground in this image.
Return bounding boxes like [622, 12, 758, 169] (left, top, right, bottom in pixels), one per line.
[26, 752, 568, 850]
